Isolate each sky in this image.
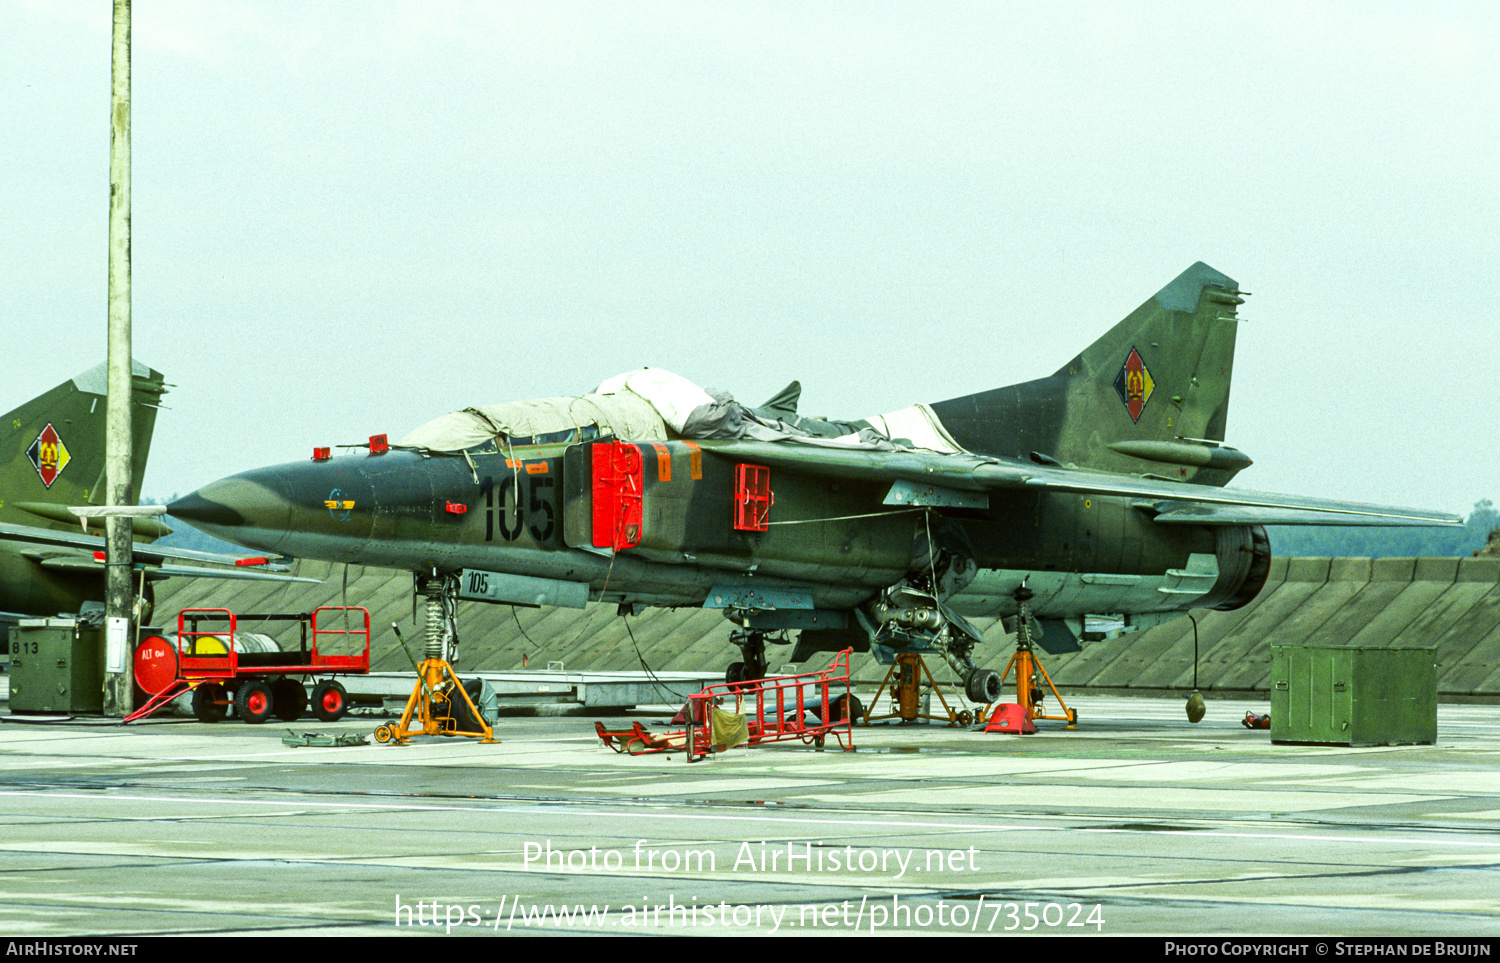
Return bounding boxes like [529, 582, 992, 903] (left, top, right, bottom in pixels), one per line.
[3, 1, 1496, 518]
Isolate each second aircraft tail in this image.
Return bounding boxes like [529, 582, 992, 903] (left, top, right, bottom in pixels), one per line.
[1, 361, 168, 533]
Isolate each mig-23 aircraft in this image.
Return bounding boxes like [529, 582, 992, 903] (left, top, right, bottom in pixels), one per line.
[168, 263, 1459, 701]
[1, 362, 315, 629]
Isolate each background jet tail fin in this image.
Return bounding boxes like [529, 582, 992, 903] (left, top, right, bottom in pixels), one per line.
[928, 262, 1249, 486]
[754, 380, 802, 421]
[1, 361, 167, 531]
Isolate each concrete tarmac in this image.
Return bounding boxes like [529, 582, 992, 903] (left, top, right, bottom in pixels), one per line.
[2, 693, 1498, 938]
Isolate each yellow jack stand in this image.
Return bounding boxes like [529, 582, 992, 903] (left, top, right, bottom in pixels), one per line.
[374, 658, 498, 745]
[997, 638, 1077, 727]
[866, 653, 976, 726]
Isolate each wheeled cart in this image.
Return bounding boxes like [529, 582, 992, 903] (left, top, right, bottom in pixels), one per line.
[127, 607, 371, 724]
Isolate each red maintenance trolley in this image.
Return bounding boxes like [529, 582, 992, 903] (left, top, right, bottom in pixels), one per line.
[596, 650, 857, 762]
[127, 607, 371, 724]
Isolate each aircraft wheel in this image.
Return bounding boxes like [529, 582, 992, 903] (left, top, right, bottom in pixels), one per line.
[373, 724, 394, 744]
[725, 662, 746, 684]
[192, 683, 227, 723]
[236, 681, 274, 725]
[272, 679, 307, 722]
[311, 681, 348, 722]
[965, 669, 1002, 705]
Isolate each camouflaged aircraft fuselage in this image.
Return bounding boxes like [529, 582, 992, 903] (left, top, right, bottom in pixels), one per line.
[170, 263, 1459, 687]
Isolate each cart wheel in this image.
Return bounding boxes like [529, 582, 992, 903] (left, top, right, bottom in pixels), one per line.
[957, 709, 973, 726]
[311, 681, 348, 722]
[373, 724, 393, 744]
[236, 680, 274, 725]
[814, 735, 825, 750]
[272, 679, 307, 722]
[192, 683, 227, 723]
[1069, 708, 1079, 725]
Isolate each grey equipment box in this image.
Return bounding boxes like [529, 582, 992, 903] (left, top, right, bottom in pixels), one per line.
[9, 619, 105, 714]
[1270, 644, 1436, 746]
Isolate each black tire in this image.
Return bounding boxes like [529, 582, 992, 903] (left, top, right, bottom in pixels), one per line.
[965, 669, 1002, 704]
[311, 681, 348, 722]
[725, 662, 746, 684]
[236, 680, 274, 725]
[271, 679, 307, 722]
[192, 683, 227, 723]
[831, 693, 864, 724]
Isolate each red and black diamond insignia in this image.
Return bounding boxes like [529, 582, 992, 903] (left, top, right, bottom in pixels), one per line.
[1112, 348, 1155, 423]
[25, 422, 72, 488]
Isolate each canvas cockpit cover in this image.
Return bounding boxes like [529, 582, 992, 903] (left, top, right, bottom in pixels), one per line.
[398, 393, 668, 451]
[398, 367, 968, 456]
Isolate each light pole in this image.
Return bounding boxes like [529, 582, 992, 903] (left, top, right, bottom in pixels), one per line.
[103, 0, 134, 717]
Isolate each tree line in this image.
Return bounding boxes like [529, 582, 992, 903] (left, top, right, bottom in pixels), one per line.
[1267, 499, 1497, 559]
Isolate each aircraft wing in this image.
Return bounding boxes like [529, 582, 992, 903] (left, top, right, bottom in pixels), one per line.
[1011, 468, 1462, 526]
[1131, 503, 1461, 527]
[0, 522, 321, 583]
[695, 440, 1462, 527]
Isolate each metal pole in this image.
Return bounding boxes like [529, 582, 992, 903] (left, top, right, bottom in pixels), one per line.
[103, 0, 133, 717]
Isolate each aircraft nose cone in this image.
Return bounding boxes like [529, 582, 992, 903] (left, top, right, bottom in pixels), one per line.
[167, 490, 245, 529]
[169, 474, 294, 554]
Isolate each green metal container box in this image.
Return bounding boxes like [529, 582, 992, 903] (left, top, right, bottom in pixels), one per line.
[1270, 644, 1436, 746]
[9, 619, 105, 714]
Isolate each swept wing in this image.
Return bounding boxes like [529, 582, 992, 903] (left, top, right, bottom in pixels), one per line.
[692, 439, 1461, 528]
[0, 521, 319, 584]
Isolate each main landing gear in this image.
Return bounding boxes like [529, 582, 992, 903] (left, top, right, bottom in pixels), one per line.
[964, 665, 1003, 705]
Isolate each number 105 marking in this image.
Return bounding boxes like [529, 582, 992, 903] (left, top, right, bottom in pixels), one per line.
[481, 471, 556, 543]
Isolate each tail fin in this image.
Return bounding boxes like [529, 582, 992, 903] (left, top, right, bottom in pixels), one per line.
[928, 262, 1249, 486]
[1, 361, 167, 532]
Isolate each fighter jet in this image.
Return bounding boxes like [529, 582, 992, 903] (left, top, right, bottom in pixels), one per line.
[1, 362, 314, 628]
[169, 263, 1459, 700]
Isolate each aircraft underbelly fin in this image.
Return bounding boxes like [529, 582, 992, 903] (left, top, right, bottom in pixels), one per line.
[1034, 619, 1082, 655]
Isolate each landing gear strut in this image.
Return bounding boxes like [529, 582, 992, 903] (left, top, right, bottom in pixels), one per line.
[726, 629, 769, 683]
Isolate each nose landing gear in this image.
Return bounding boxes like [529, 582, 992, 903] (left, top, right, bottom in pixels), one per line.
[726, 629, 771, 683]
